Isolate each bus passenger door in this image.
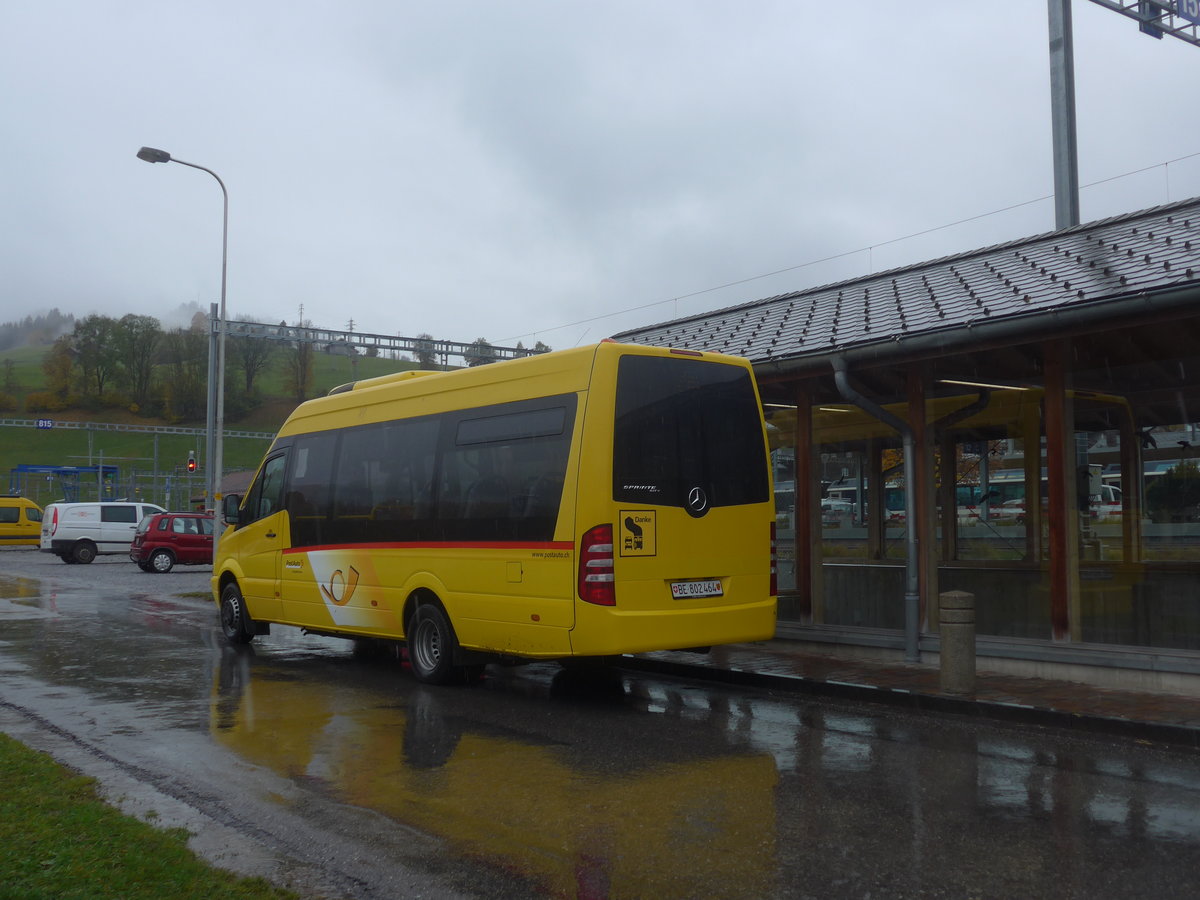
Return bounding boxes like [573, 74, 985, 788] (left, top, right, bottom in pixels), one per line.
[226, 452, 288, 622]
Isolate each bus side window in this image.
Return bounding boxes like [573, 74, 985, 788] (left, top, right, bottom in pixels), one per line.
[523, 474, 563, 518]
[464, 473, 512, 519]
[243, 453, 288, 525]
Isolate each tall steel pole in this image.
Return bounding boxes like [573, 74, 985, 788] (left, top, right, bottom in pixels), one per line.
[206, 301, 218, 508]
[1048, 0, 1081, 229]
[136, 147, 228, 513]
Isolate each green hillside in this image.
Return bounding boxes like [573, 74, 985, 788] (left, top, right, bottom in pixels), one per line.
[0, 343, 422, 510]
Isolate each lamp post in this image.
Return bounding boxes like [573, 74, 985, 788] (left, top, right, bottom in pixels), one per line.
[136, 147, 228, 515]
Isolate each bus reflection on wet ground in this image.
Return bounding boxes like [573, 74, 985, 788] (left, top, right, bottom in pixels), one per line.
[211, 644, 779, 899]
[211, 633, 1200, 899]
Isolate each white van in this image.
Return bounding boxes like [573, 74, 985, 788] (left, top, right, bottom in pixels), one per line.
[1090, 483, 1122, 522]
[40, 501, 165, 563]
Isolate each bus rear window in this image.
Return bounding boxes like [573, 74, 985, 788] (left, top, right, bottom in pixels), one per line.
[612, 355, 769, 509]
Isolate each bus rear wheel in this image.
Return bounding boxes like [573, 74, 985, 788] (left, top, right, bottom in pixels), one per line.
[408, 604, 461, 685]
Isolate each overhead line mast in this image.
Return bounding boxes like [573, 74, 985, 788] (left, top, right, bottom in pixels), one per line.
[1049, 0, 1200, 229]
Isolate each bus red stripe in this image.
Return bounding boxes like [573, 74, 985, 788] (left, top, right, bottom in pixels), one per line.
[283, 541, 574, 555]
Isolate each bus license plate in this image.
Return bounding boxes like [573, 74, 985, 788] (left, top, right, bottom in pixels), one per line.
[670, 579, 723, 599]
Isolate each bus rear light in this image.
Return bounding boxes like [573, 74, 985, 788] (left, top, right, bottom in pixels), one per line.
[579, 523, 616, 606]
[770, 521, 778, 597]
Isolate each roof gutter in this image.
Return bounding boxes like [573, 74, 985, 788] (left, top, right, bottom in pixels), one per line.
[831, 355, 921, 663]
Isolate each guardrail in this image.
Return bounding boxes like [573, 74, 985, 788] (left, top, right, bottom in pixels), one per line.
[0, 419, 276, 440]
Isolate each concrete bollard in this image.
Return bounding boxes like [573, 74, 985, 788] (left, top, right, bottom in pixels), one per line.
[939, 590, 976, 696]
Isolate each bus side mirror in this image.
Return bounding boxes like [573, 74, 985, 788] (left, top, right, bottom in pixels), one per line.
[223, 494, 242, 525]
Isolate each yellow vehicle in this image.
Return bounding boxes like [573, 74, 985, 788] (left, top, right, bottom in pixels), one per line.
[213, 341, 777, 683]
[0, 496, 43, 546]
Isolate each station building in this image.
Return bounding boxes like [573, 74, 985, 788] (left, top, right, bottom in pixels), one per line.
[615, 197, 1200, 688]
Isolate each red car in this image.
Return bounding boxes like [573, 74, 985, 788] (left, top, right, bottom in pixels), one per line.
[129, 512, 215, 573]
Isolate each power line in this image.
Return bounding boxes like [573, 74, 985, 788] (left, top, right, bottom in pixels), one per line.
[499, 150, 1200, 344]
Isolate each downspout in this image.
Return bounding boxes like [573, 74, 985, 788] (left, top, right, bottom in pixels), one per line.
[832, 356, 921, 663]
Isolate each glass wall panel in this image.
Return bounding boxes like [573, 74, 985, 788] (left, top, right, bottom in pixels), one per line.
[770, 444, 796, 594]
[812, 404, 908, 628]
[821, 447, 871, 561]
[1071, 322, 1200, 649]
[927, 376, 1053, 639]
[767, 315, 1200, 650]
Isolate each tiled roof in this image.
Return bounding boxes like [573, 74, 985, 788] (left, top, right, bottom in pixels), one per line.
[612, 197, 1200, 366]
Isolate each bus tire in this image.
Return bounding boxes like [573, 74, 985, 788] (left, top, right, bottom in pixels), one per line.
[408, 603, 461, 686]
[219, 582, 255, 645]
[72, 541, 97, 564]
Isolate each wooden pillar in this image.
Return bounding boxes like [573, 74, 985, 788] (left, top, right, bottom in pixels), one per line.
[1044, 340, 1080, 641]
[908, 366, 937, 631]
[793, 381, 820, 623]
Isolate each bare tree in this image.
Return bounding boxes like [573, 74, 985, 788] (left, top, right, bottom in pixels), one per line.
[227, 316, 275, 394]
[114, 314, 162, 408]
[161, 327, 208, 421]
[42, 337, 74, 398]
[71, 315, 121, 397]
[465, 337, 497, 367]
[284, 319, 315, 403]
[413, 333, 437, 369]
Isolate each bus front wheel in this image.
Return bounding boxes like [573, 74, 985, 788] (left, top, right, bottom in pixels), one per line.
[219, 583, 255, 645]
[408, 604, 461, 685]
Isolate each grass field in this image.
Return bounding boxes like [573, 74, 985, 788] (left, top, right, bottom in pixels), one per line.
[0, 733, 298, 900]
[0, 344, 422, 509]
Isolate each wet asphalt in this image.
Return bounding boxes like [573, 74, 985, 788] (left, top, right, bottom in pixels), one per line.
[3, 548, 1200, 899]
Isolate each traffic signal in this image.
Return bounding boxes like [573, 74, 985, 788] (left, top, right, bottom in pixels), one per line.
[187, 450, 197, 473]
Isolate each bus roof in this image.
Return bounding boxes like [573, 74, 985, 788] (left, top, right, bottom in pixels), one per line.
[276, 342, 753, 440]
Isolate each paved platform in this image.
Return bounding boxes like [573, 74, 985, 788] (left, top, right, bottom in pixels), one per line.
[624, 640, 1200, 750]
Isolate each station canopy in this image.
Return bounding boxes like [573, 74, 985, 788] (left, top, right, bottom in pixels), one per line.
[613, 197, 1200, 430]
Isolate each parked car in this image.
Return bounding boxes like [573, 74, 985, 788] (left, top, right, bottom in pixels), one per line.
[994, 498, 1028, 524]
[0, 496, 43, 546]
[129, 512, 215, 573]
[820, 497, 855, 525]
[41, 501, 165, 563]
[1089, 484, 1122, 522]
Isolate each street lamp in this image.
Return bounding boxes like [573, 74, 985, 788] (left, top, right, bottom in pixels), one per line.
[136, 147, 228, 516]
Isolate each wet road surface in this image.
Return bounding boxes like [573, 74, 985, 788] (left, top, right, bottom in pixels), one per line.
[3, 549, 1200, 898]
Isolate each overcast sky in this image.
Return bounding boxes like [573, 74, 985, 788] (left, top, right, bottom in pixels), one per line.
[4, 1, 1199, 350]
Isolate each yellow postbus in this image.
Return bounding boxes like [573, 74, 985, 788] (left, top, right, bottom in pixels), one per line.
[213, 341, 777, 683]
